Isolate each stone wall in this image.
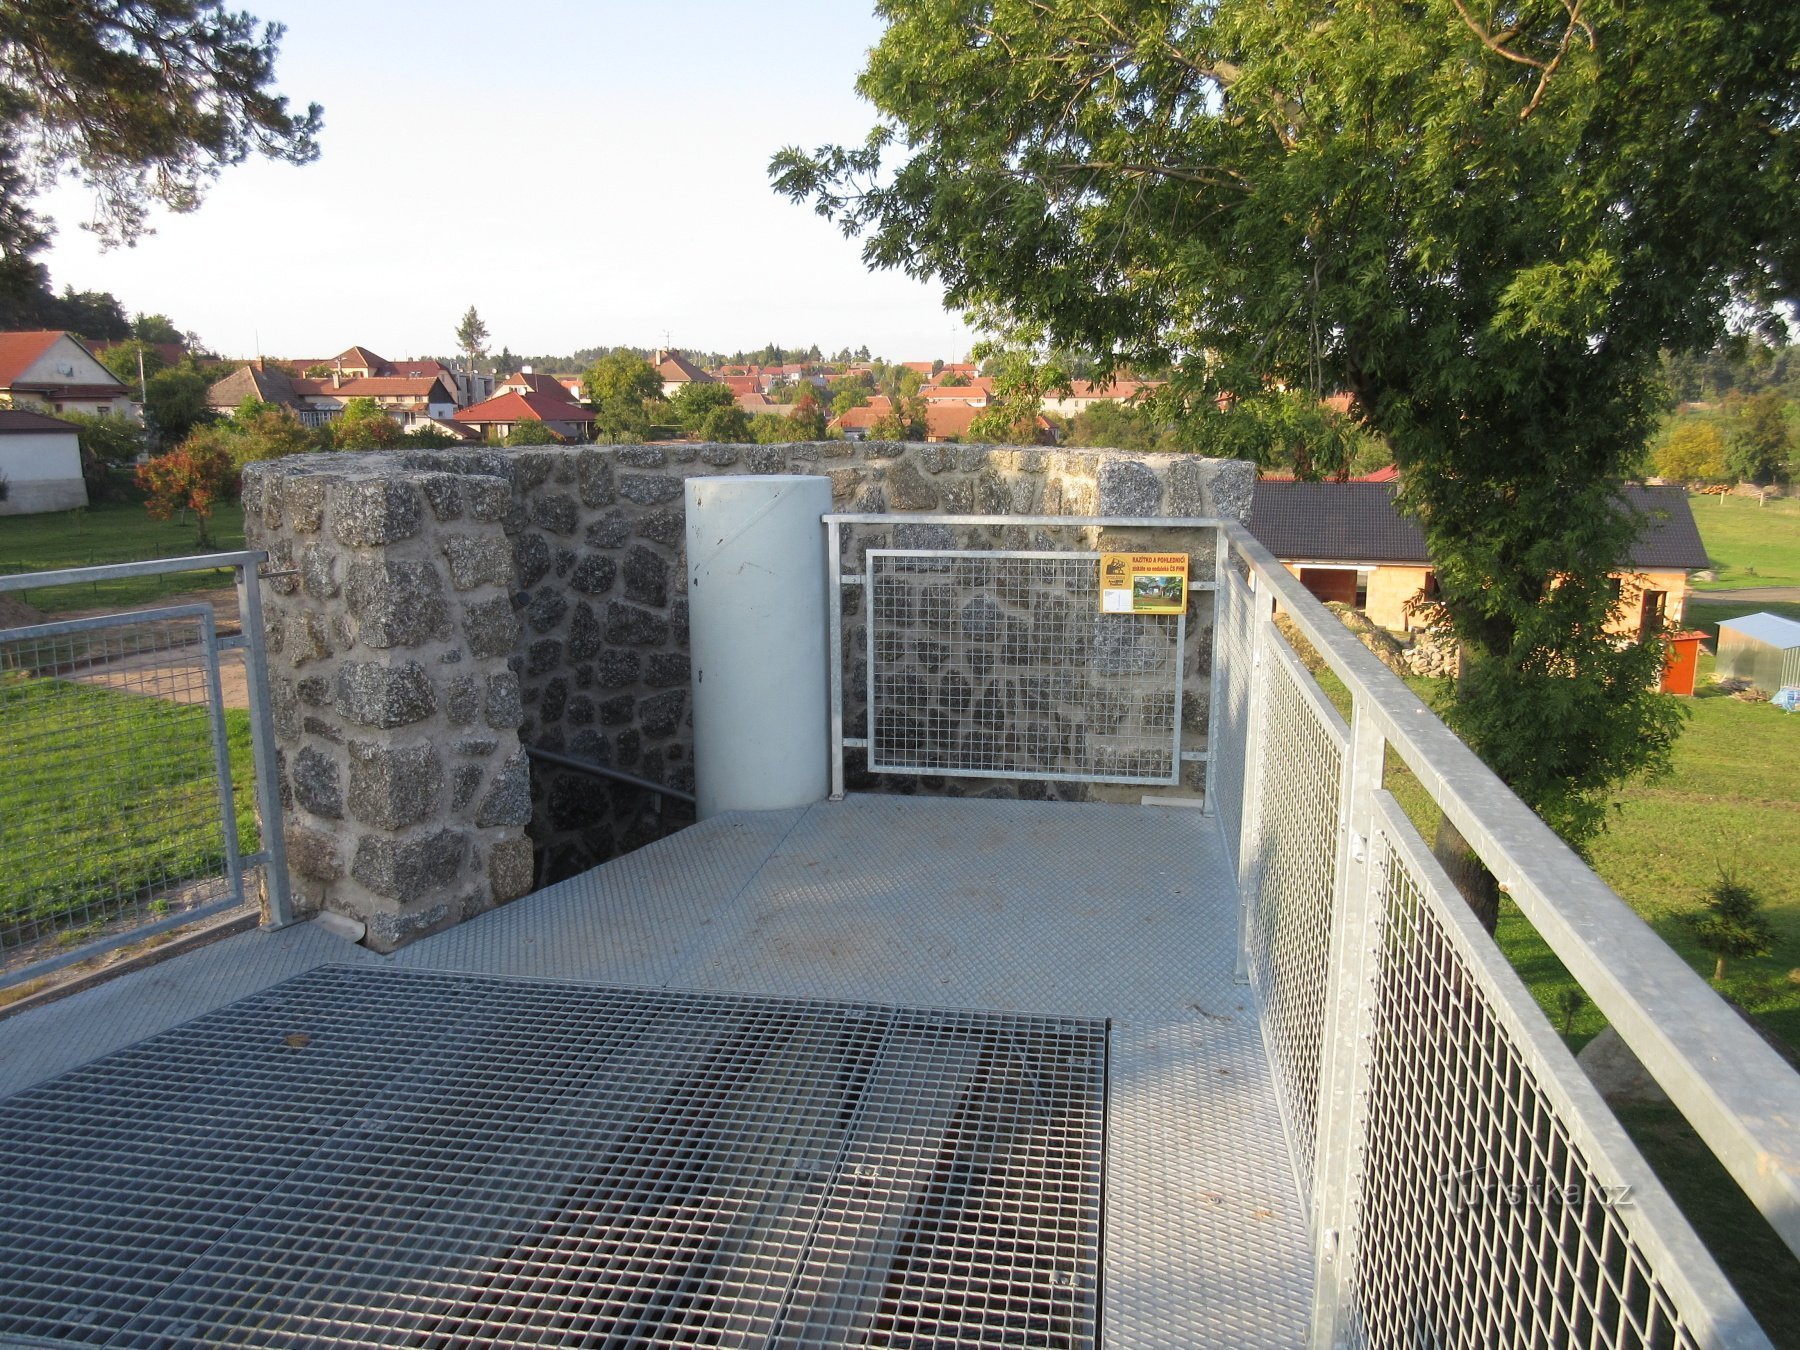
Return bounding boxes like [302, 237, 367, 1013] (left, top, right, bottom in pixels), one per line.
[243, 442, 1251, 951]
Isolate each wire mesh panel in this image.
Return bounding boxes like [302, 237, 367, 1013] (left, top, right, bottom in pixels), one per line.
[0, 965, 1107, 1348]
[0, 606, 249, 976]
[1345, 808, 1705, 1350]
[866, 550, 1185, 785]
[1244, 640, 1345, 1201]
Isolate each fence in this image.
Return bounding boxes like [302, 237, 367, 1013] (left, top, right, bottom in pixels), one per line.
[0, 554, 291, 990]
[1212, 523, 1799, 1348]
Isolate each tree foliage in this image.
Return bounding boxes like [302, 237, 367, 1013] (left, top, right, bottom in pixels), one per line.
[0, 0, 320, 281]
[1726, 391, 1792, 484]
[582, 349, 660, 441]
[332, 397, 401, 450]
[1653, 420, 1728, 482]
[60, 409, 143, 464]
[505, 419, 560, 447]
[771, 0, 1798, 870]
[144, 366, 209, 446]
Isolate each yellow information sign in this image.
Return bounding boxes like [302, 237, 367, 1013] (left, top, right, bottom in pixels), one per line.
[1100, 553, 1189, 614]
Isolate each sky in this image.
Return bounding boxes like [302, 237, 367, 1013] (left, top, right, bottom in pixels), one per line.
[34, 1, 975, 365]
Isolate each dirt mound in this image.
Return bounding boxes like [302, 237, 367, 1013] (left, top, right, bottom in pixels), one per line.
[0, 592, 43, 631]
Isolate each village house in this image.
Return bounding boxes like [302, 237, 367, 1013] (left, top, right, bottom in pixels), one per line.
[454, 389, 597, 443]
[653, 350, 715, 399]
[206, 362, 460, 432]
[1247, 479, 1710, 637]
[0, 331, 135, 420]
[0, 407, 86, 515]
[496, 370, 585, 402]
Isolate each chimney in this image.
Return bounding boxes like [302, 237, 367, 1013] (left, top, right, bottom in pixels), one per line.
[332, 370, 341, 389]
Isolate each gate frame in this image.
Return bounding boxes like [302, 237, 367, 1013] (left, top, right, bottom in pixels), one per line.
[0, 551, 293, 989]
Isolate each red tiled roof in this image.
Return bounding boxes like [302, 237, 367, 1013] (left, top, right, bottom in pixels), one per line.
[0, 331, 79, 387]
[924, 402, 1052, 441]
[455, 390, 594, 424]
[922, 379, 992, 401]
[333, 376, 452, 398]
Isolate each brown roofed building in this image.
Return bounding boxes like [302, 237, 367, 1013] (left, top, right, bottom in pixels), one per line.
[654, 350, 715, 399]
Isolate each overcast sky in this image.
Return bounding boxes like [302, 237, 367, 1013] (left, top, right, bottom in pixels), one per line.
[34, 1, 974, 365]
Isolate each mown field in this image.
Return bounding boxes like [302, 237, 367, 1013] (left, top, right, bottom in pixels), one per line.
[0, 497, 247, 614]
[1686, 491, 1800, 591]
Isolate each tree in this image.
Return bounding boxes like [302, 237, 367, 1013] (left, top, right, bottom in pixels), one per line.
[505, 419, 560, 447]
[699, 404, 753, 443]
[1726, 392, 1792, 484]
[455, 306, 490, 372]
[195, 400, 318, 469]
[787, 386, 827, 440]
[770, 0, 1799, 924]
[1654, 420, 1728, 482]
[98, 337, 168, 387]
[582, 349, 660, 441]
[60, 410, 144, 465]
[144, 367, 210, 446]
[137, 441, 233, 547]
[671, 380, 737, 431]
[332, 397, 401, 450]
[1687, 871, 1776, 981]
[0, 1, 320, 319]
[132, 313, 183, 344]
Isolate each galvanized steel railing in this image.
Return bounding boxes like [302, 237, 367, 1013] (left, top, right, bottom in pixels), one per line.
[0, 553, 292, 989]
[1215, 522, 1798, 1348]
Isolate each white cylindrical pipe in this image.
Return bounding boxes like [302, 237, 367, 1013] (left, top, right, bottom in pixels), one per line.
[686, 474, 831, 819]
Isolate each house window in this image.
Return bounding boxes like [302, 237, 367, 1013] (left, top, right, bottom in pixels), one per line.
[1639, 588, 1666, 632]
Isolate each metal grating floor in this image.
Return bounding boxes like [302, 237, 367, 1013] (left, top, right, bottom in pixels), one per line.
[0, 965, 1107, 1348]
[0, 795, 1315, 1347]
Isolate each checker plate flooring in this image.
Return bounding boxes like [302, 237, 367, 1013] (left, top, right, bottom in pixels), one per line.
[0, 964, 1107, 1348]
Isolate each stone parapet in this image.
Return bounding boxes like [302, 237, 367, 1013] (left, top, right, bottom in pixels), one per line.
[244, 442, 1252, 950]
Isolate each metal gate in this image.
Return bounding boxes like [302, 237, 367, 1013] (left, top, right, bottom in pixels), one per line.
[0, 553, 291, 990]
[825, 514, 1225, 798]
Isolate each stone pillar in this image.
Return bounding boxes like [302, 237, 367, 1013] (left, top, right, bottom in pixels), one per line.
[243, 458, 535, 951]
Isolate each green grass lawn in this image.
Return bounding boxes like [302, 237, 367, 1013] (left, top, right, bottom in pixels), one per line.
[1686, 491, 1800, 591]
[0, 672, 256, 951]
[0, 497, 247, 615]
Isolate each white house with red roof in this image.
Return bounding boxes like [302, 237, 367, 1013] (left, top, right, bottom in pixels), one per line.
[0, 331, 135, 420]
[455, 390, 596, 443]
[0, 407, 87, 515]
[497, 370, 586, 403]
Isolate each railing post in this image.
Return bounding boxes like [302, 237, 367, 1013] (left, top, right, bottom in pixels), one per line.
[1233, 569, 1276, 983]
[1201, 524, 1227, 815]
[1307, 701, 1385, 1347]
[236, 557, 294, 929]
[825, 515, 846, 801]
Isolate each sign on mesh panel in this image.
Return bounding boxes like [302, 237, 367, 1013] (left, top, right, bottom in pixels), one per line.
[866, 550, 1184, 785]
[0, 605, 243, 970]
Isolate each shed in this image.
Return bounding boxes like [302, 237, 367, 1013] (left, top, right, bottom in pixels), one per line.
[0, 407, 87, 515]
[1716, 612, 1800, 693]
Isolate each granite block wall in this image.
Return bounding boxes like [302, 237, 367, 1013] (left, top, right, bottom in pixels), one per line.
[243, 442, 1252, 950]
